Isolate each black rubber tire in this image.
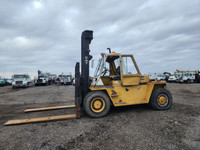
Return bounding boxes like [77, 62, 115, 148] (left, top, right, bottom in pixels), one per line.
[187, 79, 191, 83]
[150, 88, 172, 110]
[83, 91, 111, 118]
[82, 91, 95, 106]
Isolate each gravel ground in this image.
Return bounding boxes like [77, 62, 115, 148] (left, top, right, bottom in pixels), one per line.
[0, 83, 200, 150]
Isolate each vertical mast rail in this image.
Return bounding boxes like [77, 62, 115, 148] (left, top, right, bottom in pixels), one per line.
[75, 62, 81, 118]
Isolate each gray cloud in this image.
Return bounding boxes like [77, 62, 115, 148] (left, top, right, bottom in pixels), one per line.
[0, 0, 200, 78]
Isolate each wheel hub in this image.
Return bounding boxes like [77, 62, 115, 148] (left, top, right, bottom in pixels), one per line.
[90, 97, 105, 113]
[94, 100, 102, 109]
[158, 94, 168, 106]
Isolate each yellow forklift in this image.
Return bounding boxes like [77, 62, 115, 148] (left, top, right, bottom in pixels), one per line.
[5, 30, 172, 125]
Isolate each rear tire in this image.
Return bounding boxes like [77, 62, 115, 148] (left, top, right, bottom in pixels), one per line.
[83, 91, 111, 118]
[150, 88, 172, 110]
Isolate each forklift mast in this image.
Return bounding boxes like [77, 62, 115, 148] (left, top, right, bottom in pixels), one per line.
[81, 30, 93, 100]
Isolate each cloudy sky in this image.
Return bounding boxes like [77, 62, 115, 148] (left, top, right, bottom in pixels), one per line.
[0, 0, 200, 78]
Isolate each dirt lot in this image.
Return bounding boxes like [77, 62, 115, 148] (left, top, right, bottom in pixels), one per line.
[0, 83, 200, 150]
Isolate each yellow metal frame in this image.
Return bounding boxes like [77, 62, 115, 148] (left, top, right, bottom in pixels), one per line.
[90, 81, 166, 107]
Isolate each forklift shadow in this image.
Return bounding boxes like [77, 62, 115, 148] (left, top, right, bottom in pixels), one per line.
[109, 104, 152, 115]
[79, 104, 152, 119]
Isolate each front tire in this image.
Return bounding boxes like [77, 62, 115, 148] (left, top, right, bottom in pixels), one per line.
[150, 88, 172, 110]
[83, 91, 111, 118]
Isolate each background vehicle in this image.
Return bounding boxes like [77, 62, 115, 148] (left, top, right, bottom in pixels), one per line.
[163, 72, 171, 82]
[148, 73, 157, 81]
[59, 74, 73, 85]
[35, 75, 49, 86]
[0, 76, 6, 86]
[179, 73, 195, 83]
[148, 73, 164, 81]
[168, 74, 178, 82]
[48, 74, 57, 84]
[12, 74, 31, 89]
[4, 78, 12, 85]
[36, 70, 56, 85]
[176, 70, 198, 83]
[156, 74, 166, 81]
[195, 71, 200, 83]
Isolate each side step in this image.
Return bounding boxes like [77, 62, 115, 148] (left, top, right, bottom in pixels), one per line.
[24, 105, 75, 112]
[4, 114, 76, 126]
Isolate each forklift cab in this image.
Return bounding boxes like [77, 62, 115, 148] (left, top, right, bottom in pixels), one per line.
[91, 53, 145, 87]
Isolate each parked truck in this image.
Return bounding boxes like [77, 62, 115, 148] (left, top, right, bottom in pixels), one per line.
[58, 74, 73, 85]
[35, 75, 49, 86]
[176, 70, 198, 83]
[12, 74, 31, 89]
[48, 74, 57, 84]
[35, 70, 56, 86]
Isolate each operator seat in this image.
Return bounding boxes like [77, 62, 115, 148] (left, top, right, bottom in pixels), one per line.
[116, 66, 120, 76]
